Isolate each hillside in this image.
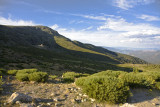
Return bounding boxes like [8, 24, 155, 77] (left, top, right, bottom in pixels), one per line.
[0, 25, 147, 74]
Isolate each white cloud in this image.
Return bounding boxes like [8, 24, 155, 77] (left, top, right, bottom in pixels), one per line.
[114, 0, 155, 10]
[53, 17, 160, 48]
[72, 14, 107, 21]
[81, 26, 93, 31]
[97, 18, 160, 37]
[137, 14, 160, 21]
[50, 24, 59, 29]
[0, 16, 37, 26]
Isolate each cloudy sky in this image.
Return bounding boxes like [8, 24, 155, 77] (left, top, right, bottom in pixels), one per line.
[0, 0, 160, 49]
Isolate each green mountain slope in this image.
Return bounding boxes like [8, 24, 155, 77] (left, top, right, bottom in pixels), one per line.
[0, 25, 147, 74]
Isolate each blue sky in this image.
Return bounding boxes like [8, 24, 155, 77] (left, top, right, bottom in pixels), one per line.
[0, 0, 160, 49]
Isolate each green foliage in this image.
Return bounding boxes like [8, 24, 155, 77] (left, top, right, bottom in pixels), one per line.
[76, 70, 160, 103]
[0, 68, 6, 75]
[0, 76, 3, 93]
[49, 75, 57, 80]
[155, 82, 160, 90]
[76, 76, 130, 103]
[17, 69, 38, 74]
[16, 73, 29, 81]
[15, 69, 48, 82]
[0, 71, 2, 76]
[28, 72, 48, 82]
[7, 70, 18, 75]
[62, 72, 89, 83]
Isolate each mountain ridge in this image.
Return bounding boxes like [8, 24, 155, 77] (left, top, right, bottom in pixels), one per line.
[0, 25, 147, 65]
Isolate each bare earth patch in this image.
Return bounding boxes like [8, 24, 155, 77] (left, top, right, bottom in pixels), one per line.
[1, 76, 160, 107]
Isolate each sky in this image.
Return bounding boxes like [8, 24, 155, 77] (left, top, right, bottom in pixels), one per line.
[0, 0, 160, 49]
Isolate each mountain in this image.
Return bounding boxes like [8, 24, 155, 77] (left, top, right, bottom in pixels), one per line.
[104, 47, 160, 64]
[126, 50, 160, 64]
[0, 25, 147, 74]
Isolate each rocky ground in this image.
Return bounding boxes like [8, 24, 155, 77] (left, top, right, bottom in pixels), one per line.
[1, 76, 160, 107]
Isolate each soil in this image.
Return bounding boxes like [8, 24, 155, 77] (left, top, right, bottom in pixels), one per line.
[1, 75, 160, 107]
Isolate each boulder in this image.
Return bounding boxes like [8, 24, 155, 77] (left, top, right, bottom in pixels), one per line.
[8, 92, 32, 104]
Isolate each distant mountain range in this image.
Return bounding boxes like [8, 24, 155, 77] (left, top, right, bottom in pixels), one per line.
[103, 47, 160, 64]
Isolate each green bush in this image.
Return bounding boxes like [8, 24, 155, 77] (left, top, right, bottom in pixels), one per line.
[28, 72, 48, 82]
[0, 76, 3, 93]
[49, 75, 57, 80]
[7, 70, 18, 75]
[75, 70, 160, 104]
[0, 68, 6, 75]
[62, 72, 89, 83]
[155, 82, 160, 90]
[15, 69, 48, 82]
[17, 69, 38, 74]
[0, 71, 2, 76]
[16, 73, 29, 81]
[76, 76, 130, 103]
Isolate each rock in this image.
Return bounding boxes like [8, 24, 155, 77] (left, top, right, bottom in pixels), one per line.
[79, 94, 82, 96]
[83, 94, 87, 97]
[16, 101, 22, 104]
[37, 105, 42, 107]
[8, 92, 32, 104]
[71, 99, 75, 103]
[55, 103, 61, 106]
[90, 98, 95, 102]
[82, 99, 87, 102]
[54, 98, 60, 102]
[47, 103, 51, 105]
[3, 103, 7, 106]
[120, 103, 136, 107]
[20, 103, 33, 107]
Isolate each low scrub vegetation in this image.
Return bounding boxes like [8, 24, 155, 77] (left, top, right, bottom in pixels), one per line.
[75, 70, 160, 104]
[7, 70, 18, 75]
[76, 76, 130, 103]
[0, 78, 2, 94]
[0, 74, 3, 94]
[14, 69, 48, 82]
[62, 71, 89, 83]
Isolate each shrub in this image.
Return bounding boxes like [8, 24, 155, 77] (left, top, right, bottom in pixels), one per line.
[15, 69, 48, 82]
[0, 68, 6, 75]
[17, 69, 38, 74]
[0, 71, 2, 76]
[155, 82, 160, 90]
[7, 70, 18, 75]
[76, 76, 130, 103]
[63, 77, 75, 83]
[0, 76, 3, 93]
[62, 72, 89, 83]
[49, 75, 57, 80]
[16, 73, 29, 81]
[28, 72, 48, 82]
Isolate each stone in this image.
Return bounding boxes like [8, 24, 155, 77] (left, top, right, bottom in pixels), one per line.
[54, 98, 60, 102]
[47, 103, 51, 105]
[3, 103, 7, 106]
[71, 99, 75, 103]
[120, 103, 136, 107]
[8, 92, 32, 104]
[90, 98, 95, 102]
[20, 103, 33, 107]
[55, 103, 61, 106]
[16, 101, 22, 104]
